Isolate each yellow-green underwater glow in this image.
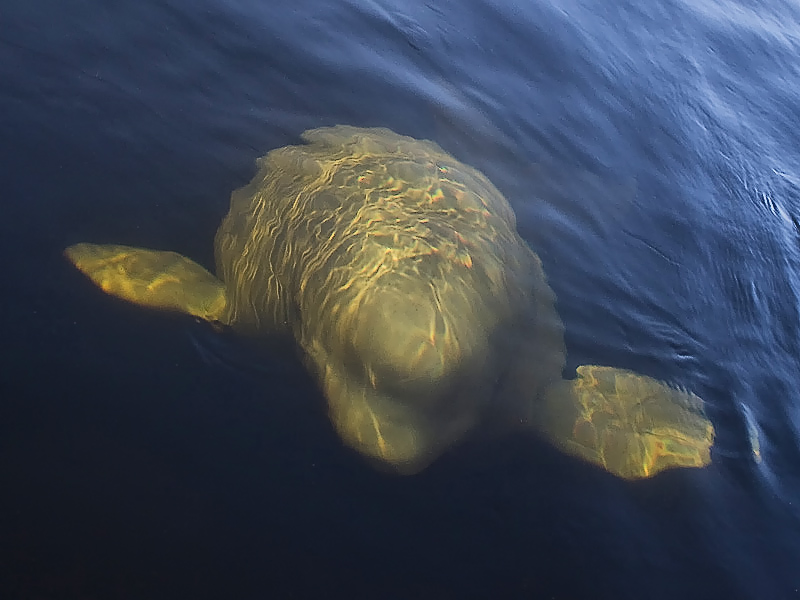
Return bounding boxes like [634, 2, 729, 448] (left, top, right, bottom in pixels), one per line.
[65, 125, 714, 479]
[541, 366, 714, 479]
[65, 243, 227, 322]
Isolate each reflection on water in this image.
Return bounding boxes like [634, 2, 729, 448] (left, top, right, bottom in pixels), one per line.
[3, 0, 800, 597]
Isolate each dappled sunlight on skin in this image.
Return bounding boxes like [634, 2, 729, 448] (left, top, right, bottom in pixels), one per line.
[65, 126, 714, 479]
[540, 366, 713, 480]
[65, 243, 227, 322]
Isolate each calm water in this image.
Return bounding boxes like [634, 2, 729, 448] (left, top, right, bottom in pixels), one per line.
[3, 0, 800, 598]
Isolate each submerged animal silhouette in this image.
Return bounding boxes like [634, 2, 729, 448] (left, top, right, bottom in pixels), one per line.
[66, 125, 714, 478]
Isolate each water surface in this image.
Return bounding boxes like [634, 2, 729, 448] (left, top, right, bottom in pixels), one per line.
[2, 0, 800, 597]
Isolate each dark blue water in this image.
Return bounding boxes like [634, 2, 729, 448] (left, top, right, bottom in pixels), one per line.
[3, 0, 800, 598]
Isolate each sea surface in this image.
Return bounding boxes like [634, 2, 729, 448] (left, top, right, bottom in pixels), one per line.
[2, 0, 800, 598]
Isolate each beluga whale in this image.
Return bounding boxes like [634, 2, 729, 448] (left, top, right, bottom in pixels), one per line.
[66, 125, 714, 479]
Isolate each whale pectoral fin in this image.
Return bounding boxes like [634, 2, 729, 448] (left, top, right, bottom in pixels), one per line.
[65, 242, 228, 323]
[540, 365, 714, 480]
